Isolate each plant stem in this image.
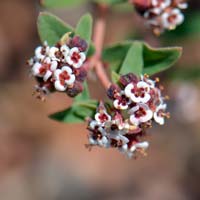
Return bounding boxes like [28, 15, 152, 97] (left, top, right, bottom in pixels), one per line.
[88, 4, 111, 89]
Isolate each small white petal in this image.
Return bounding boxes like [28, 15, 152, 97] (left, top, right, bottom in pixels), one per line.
[73, 61, 82, 68]
[60, 45, 70, 53]
[50, 60, 58, 71]
[70, 47, 79, 55]
[130, 145, 136, 152]
[79, 52, 86, 62]
[140, 109, 153, 123]
[48, 47, 59, 58]
[66, 56, 73, 65]
[125, 83, 134, 98]
[32, 62, 41, 76]
[135, 141, 149, 149]
[54, 80, 66, 91]
[43, 70, 52, 81]
[54, 69, 62, 80]
[62, 66, 72, 74]
[65, 74, 75, 85]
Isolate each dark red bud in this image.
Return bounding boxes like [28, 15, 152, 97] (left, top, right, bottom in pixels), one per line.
[74, 67, 87, 82]
[131, 0, 152, 15]
[119, 73, 138, 87]
[107, 84, 120, 100]
[69, 36, 88, 52]
[66, 81, 83, 97]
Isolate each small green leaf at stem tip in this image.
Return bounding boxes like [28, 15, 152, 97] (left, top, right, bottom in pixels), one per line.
[41, 0, 87, 8]
[75, 13, 93, 51]
[37, 12, 74, 46]
[119, 42, 143, 76]
[111, 71, 120, 83]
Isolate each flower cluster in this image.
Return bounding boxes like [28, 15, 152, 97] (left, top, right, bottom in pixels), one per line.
[132, 0, 188, 35]
[87, 73, 169, 158]
[27, 35, 88, 99]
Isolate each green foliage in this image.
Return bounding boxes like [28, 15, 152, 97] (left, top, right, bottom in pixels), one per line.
[49, 82, 98, 123]
[111, 71, 120, 83]
[40, 0, 86, 8]
[37, 12, 95, 56]
[37, 12, 73, 46]
[102, 41, 182, 76]
[75, 13, 93, 53]
[119, 42, 143, 76]
[94, 0, 127, 6]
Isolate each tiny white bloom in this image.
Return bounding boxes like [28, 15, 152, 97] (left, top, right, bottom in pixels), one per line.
[154, 103, 167, 125]
[54, 66, 75, 91]
[66, 47, 86, 68]
[125, 81, 151, 103]
[130, 103, 153, 125]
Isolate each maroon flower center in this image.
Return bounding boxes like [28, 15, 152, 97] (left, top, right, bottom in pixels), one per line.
[39, 63, 50, 75]
[98, 113, 109, 122]
[71, 52, 81, 63]
[59, 71, 70, 85]
[135, 107, 146, 118]
[118, 95, 129, 106]
[131, 87, 146, 98]
[168, 14, 177, 23]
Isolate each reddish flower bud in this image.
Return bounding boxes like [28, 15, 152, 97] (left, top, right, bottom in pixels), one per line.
[69, 36, 88, 52]
[74, 67, 87, 82]
[107, 84, 120, 100]
[131, 0, 151, 15]
[119, 73, 138, 87]
[66, 81, 83, 97]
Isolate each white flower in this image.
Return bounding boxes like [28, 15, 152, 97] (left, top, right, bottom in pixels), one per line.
[152, 0, 171, 9]
[125, 81, 151, 103]
[54, 66, 75, 91]
[95, 111, 111, 124]
[60, 45, 70, 61]
[66, 47, 86, 68]
[177, 2, 188, 9]
[113, 92, 130, 110]
[161, 8, 184, 30]
[31, 60, 58, 81]
[129, 103, 153, 125]
[35, 46, 45, 60]
[47, 47, 59, 60]
[154, 103, 167, 125]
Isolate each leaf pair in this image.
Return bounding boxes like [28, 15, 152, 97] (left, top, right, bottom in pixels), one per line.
[37, 12, 94, 55]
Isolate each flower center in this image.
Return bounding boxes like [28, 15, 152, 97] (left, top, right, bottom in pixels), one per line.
[135, 107, 146, 118]
[131, 87, 146, 98]
[71, 52, 81, 63]
[39, 63, 50, 75]
[59, 71, 71, 85]
[98, 113, 109, 122]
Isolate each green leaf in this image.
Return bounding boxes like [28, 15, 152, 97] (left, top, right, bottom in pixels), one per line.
[102, 41, 131, 72]
[49, 107, 83, 123]
[75, 13, 93, 47]
[111, 71, 120, 83]
[119, 42, 143, 76]
[102, 41, 182, 76]
[49, 100, 98, 123]
[41, 0, 86, 8]
[94, 0, 127, 5]
[87, 43, 96, 57]
[37, 12, 73, 46]
[143, 43, 182, 75]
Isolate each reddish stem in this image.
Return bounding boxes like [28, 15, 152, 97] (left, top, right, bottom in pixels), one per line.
[88, 4, 111, 89]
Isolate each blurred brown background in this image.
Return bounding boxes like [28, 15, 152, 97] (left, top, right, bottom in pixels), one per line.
[0, 0, 200, 199]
